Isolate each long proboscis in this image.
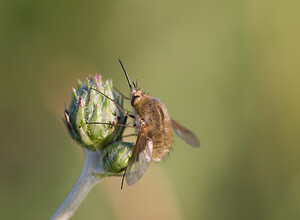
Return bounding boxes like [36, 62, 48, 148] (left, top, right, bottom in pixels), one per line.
[118, 58, 133, 91]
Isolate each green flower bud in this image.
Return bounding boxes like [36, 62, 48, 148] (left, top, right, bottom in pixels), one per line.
[64, 75, 126, 150]
[103, 142, 134, 173]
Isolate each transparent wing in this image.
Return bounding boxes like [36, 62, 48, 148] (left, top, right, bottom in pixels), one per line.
[126, 122, 153, 185]
[171, 118, 200, 147]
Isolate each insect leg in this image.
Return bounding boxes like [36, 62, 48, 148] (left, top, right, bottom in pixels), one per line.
[90, 87, 132, 118]
[120, 167, 127, 189]
[113, 87, 130, 100]
[86, 121, 135, 128]
[122, 133, 138, 138]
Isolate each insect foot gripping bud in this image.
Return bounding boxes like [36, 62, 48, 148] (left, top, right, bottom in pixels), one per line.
[50, 75, 134, 220]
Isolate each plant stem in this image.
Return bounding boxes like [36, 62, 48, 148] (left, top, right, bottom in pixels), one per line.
[49, 148, 104, 220]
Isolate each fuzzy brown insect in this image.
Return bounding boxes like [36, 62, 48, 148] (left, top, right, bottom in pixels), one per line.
[118, 59, 200, 187]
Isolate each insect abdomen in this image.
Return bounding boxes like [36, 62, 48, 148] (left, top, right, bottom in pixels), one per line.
[139, 98, 173, 161]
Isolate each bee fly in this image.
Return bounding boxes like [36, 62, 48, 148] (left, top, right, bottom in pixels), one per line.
[117, 59, 200, 187]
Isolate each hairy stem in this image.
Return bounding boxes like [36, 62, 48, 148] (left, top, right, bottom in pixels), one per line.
[49, 148, 104, 220]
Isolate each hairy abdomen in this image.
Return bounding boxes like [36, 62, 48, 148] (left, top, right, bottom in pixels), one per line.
[135, 97, 173, 162]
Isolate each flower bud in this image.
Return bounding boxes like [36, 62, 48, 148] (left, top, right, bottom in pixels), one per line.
[64, 75, 126, 150]
[103, 141, 134, 173]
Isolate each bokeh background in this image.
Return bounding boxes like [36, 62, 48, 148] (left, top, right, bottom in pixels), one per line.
[1, 0, 299, 219]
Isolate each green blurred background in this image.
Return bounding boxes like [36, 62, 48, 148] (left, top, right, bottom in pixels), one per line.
[1, 0, 299, 219]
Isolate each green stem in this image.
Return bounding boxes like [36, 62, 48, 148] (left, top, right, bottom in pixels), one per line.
[49, 148, 104, 220]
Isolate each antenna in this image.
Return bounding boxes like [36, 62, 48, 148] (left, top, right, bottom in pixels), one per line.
[118, 58, 133, 90]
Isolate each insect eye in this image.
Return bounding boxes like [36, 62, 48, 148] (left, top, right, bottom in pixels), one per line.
[131, 95, 139, 106]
